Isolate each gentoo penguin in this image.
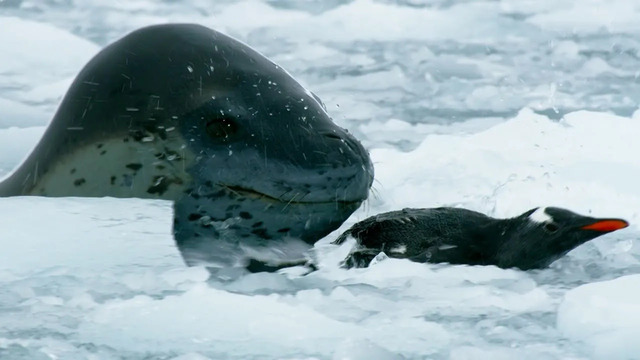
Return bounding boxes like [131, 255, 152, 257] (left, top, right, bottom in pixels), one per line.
[334, 207, 629, 270]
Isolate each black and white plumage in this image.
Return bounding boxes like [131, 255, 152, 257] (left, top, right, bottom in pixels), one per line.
[334, 207, 628, 270]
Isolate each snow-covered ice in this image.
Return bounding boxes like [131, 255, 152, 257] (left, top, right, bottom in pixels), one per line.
[1, 1, 640, 359]
[558, 275, 640, 360]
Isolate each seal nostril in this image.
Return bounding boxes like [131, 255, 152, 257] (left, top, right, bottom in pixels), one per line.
[343, 137, 362, 154]
[321, 131, 362, 155]
[322, 132, 343, 141]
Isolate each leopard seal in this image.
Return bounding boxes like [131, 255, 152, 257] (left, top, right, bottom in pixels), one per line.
[0, 24, 374, 270]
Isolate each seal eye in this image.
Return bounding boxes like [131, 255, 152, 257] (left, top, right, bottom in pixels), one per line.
[544, 222, 559, 233]
[206, 117, 238, 140]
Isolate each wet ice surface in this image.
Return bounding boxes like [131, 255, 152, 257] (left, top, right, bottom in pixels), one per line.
[1, 0, 640, 359]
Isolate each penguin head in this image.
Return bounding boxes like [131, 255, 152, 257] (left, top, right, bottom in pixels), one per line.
[494, 206, 628, 270]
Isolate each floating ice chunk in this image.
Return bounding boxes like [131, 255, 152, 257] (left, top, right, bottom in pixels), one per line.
[0, 126, 45, 177]
[369, 252, 389, 266]
[464, 85, 521, 112]
[212, 0, 310, 37]
[79, 284, 357, 356]
[551, 40, 580, 59]
[0, 197, 179, 274]
[287, 0, 516, 42]
[557, 274, 640, 360]
[11, 77, 76, 111]
[169, 353, 212, 360]
[528, 1, 640, 34]
[224, 272, 296, 293]
[333, 338, 403, 360]
[160, 267, 211, 288]
[0, 17, 98, 95]
[579, 58, 626, 77]
[450, 346, 522, 360]
[0, 98, 48, 129]
[364, 108, 640, 221]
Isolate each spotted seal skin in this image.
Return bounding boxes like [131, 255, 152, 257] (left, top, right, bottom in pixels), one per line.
[0, 24, 374, 269]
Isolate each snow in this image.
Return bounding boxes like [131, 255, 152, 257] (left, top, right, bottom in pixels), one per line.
[1, 0, 640, 359]
[557, 275, 640, 360]
[0, 17, 99, 113]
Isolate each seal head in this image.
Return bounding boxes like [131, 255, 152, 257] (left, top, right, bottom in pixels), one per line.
[0, 24, 374, 268]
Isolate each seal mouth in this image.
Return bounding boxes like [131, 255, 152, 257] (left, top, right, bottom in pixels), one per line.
[220, 184, 363, 205]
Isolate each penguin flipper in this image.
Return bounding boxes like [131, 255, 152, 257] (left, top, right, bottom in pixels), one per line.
[333, 229, 353, 245]
[341, 249, 380, 268]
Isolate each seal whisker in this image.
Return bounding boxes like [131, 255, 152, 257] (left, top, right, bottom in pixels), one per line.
[282, 192, 300, 212]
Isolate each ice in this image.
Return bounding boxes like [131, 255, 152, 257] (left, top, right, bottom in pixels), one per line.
[333, 338, 405, 360]
[557, 275, 640, 360]
[0, 127, 44, 176]
[170, 353, 213, 360]
[527, 0, 640, 34]
[269, 0, 522, 43]
[78, 284, 363, 356]
[1, 0, 640, 359]
[213, 0, 311, 37]
[0, 16, 99, 113]
[0, 197, 179, 274]
[361, 108, 640, 220]
[0, 98, 47, 128]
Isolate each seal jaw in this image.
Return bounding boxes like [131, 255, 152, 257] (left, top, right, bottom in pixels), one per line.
[173, 185, 363, 267]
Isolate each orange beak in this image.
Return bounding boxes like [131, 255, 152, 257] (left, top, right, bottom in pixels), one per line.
[580, 219, 629, 232]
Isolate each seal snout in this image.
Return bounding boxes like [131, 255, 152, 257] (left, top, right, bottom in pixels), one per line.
[319, 129, 374, 203]
[223, 127, 373, 205]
